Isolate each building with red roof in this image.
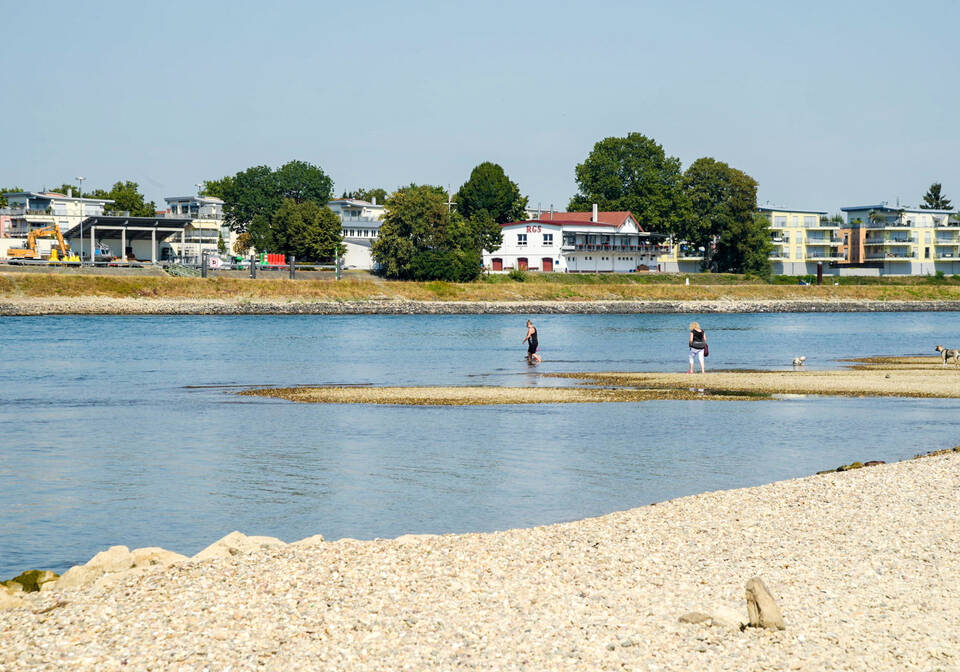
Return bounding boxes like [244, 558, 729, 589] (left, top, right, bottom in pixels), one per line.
[483, 204, 666, 273]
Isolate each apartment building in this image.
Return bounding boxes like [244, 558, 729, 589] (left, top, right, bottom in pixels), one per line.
[2, 190, 113, 237]
[163, 195, 232, 262]
[757, 207, 844, 275]
[841, 205, 959, 275]
[327, 198, 386, 269]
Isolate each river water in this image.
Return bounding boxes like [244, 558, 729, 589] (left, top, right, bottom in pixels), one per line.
[2, 312, 958, 576]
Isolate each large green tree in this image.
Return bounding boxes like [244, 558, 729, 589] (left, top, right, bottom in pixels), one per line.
[456, 162, 527, 224]
[88, 181, 157, 216]
[371, 185, 492, 280]
[713, 212, 773, 277]
[921, 182, 952, 210]
[208, 160, 334, 234]
[270, 198, 344, 261]
[568, 133, 689, 234]
[682, 157, 760, 271]
[342, 187, 390, 204]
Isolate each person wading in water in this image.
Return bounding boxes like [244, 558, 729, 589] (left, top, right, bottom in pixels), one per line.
[523, 320, 542, 364]
[687, 321, 707, 373]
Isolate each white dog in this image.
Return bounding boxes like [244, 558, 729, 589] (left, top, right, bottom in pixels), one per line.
[792, 356, 806, 367]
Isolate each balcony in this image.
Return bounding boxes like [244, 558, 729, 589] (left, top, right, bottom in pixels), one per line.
[865, 251, 916, 260]
[864, 237, 915, 245]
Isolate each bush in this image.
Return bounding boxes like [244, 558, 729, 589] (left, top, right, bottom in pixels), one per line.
[408, 249, 481, 282]
[507, 268, 528, 282]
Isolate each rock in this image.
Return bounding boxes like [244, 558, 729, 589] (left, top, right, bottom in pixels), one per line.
[708, 604, 747, 630]
[85, 546, 134, 572]
[131, 547, 187, 568]
[56, 565, 104, 590]
[94, 566, 150, 589]
[678, 612, 712, 625]
[394, 534, 438, 545]
[291, 534, 326, 547]
[3, 569, 59, 593]
[745, 577, 785, 630]
[0, 591, 28, 611]
[192, 531, 286, 561]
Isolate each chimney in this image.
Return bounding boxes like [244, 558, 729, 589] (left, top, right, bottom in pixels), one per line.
[67, 188, 73, 197]
[372, 196, 377, 205]
[592, 203, 598, 223]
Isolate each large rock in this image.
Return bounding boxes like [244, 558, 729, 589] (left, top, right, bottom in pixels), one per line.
[0, 591, 28, 611]
[94, 566, 150, 590]
[192, 531, 286, 561]
[85, 546, 134, 572]
[708, 604, 747, 630]
[745, 577, 786, 630]
[56, 565, 103, 590]
[291, 534, 326, 547]
[3, 569, 59, 593]
[131, 547, 187, 568]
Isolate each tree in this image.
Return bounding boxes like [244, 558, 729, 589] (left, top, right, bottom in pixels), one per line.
[233, 232, 252, 256]
[270, 198, 344, 261]
[0, 187, 22, 207]
[371, 185, 488, 280]
[682, 157, 759, 270]
[87, 181, 157, 216]
[568, 133, 689, 234]
[713, 212, 773, 277]
[456, 162, 527, 224]
[51, 183, 80, 197]
[209, 160, 334, 234]
[921, 182, 952, 210]
[342, 187, 390, 204]
[217, 232, 227, 255]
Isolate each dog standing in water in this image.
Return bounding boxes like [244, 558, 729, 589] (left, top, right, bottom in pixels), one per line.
[523, 320, 542, 364]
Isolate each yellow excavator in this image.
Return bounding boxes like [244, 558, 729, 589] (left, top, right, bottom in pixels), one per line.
[7, 224, 81, 262]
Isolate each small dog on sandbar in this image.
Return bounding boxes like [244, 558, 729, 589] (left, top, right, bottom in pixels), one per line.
[934, 345, 960, 368]
[792, 356, 806, 367]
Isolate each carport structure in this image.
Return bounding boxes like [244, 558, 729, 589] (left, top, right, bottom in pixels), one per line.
[62, 215, 192, 263]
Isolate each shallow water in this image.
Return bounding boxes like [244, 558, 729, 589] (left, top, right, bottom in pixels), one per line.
[2, 312, 959, 576]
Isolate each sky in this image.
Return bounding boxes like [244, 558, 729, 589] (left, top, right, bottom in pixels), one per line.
[3, 0, 959, 215]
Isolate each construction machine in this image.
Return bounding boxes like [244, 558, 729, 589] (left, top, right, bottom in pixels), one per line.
[6, 225, 81, 262]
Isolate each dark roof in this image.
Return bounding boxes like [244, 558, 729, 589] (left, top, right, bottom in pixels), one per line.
[62, 215, 194, 240]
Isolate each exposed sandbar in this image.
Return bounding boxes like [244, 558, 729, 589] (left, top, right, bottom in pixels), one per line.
[239, 385, 754, 405]
[558, 356, 960, 399]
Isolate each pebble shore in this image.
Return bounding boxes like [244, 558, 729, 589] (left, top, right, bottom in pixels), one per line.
[2, 452, 958, 671]
[3, 296, 960, 315]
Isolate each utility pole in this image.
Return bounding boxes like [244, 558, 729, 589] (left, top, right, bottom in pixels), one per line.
[76, 176, 85, 264]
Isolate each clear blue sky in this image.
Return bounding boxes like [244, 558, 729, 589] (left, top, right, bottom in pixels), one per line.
[3, 0, 958, 215]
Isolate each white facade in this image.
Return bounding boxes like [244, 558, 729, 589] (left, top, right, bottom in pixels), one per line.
[2, 191, 113, 237]
[328, 198, 386, 269]
[483, 211, 664, 273]
[163, 195, 232, 262]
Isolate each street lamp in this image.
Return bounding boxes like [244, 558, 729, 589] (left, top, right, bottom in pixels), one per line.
[76, 176, 85, 264]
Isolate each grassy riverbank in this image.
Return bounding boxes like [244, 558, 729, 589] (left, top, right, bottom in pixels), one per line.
[4, 271, 960, 303]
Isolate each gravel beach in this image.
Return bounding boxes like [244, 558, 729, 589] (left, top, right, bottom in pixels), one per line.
[4, 296, 960, 315]
[2, 452, 958, 671]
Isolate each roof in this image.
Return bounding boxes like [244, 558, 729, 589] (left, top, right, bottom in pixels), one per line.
[504, 211, 642, 230]
[2, 191, 113, 204]
[62, 215, 193, 240]
[841, 204, 955, 215]
[164, 195, 224, 204]
[757, 207, 828, 215]
[329, 198, 382, 207]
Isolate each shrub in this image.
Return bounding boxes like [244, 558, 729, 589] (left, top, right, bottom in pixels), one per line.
[507, 268, 528, 282]
[408, 249, 481, 282]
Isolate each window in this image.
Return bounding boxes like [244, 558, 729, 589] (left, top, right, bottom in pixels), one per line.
[517, 233, 527, 246]
[803, 215, 816, 227]
[795, 247, 802, 258]
[773, 216, 787, 227]
[791, 215, 799, 226]
[543, 233, 553, 246]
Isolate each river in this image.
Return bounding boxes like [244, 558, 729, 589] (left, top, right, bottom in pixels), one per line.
[1, 312, 958, 576]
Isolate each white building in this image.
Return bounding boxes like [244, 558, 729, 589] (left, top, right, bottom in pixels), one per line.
[327, 198, 386, 269]
[483, 207, 665, 273]
[2, 190, 113, 237]
[163, 195, 232, 262]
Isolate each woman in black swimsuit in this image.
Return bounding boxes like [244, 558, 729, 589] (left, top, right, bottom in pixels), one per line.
[523, 320, 541, 363]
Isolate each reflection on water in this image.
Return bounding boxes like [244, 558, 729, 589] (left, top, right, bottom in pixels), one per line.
[1, 312, 959, 575]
